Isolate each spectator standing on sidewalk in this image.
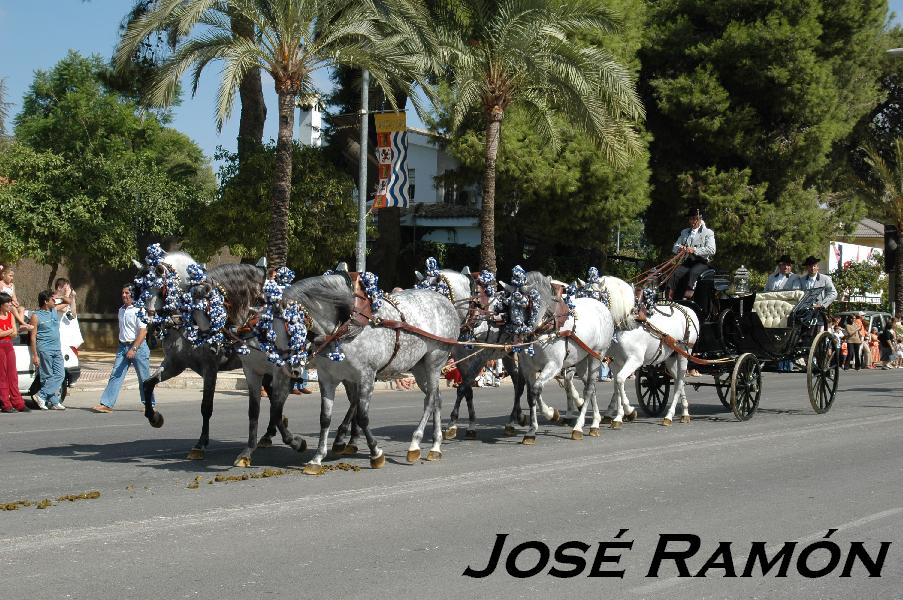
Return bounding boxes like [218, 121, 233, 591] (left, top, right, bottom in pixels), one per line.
[29, 290, 69, 409]
[92, 286, 154, 413]
[0, 293, 28, 413]
[53, 278, 84, 352]
[0, 266, 33, 332]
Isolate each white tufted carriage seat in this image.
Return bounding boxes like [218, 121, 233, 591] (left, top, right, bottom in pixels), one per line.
[751, 290, 805, 328]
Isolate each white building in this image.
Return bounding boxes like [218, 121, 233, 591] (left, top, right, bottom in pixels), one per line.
[399, 128, 481, 247]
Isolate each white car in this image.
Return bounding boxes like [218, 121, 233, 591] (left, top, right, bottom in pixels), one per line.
[14, 329, 81, 404]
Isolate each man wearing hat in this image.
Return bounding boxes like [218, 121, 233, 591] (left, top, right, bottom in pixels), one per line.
[667, 207, 716, 300]
[765, 255, 801, 292]
[799, 255, 837, 308]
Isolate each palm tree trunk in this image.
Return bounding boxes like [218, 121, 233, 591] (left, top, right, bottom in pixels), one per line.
[267, 92, 295, 269]
[480, 107, 504, 272]
[896, 235, 903, 318]
[230, 13, 266, 167]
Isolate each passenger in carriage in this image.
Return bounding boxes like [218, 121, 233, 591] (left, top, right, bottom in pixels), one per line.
[798, 256, 837, 309]
[667, 207, 716, 300]
[765, 255, 801, 292]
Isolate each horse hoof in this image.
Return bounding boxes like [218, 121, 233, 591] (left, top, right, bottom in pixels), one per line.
[571, 430, 583, 441]
[257, 437, 273, 448]
[521, 435, 536, 445]
[661, 418, 672, 427]
[292, 437, 307, 453]
[504, 425, 517, 437]
[426, 450, 442, 461]
[406, 449, 421, 463]
[551, 408, 560, 423]
[149, 412, 164, 428]
[626, 410, 638, 423]
[187, 448, 205, 460]
[465, 430, 477, 440]
[518, 414, 528, 426]
[443, 426, 458, 440]
[341, 444, 359, 456]
[680, 415, 691, 424]
[370, 453, 385, 469]
[234, 456, 251, 468]
[601, 415, 613, 425]
[611, 420, 622, 430]
[588, 427, 600, 437]
[303, 463, 325, 476]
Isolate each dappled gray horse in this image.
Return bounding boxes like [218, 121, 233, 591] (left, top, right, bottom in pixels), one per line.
[186, 263, 309, 467]
[285, 272, 459, 473]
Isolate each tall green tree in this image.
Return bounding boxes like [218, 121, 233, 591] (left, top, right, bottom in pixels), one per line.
[435, 0, 644, 272]
[117, 0, 435, 269]
[861, 139, 903, 315]
[4, 51, 212, 281]
[640, 0, 887, 268]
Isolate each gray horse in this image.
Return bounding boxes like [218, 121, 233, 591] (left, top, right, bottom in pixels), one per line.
[186, 264, 308, 468]
[132, 250, 278, 460]
[283, 272, 460, 473]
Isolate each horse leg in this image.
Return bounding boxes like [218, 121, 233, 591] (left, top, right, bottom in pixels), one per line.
[187, 369, 216, 460]
[353, 379, 384, 469]
[332, 383, 359, 455]
[524, 362, 558, 444]
[304, 375, 339, 475]
[662, 355, 690, 426]
[463, 385, 477, 439]
[234, 369, 263, 468]
[257, 373, 278, 447]
[504, 355, 525, 433]
[143, 356, 185, 429]
[444, 386, 464, 440]
[563, 369, 583, 420]
[415, 353, 446, 461]
[612, 356, 643, 428]
[571, 358, 599, 438]
[272, 372, 306, 453]
[406, 366, 434, 463]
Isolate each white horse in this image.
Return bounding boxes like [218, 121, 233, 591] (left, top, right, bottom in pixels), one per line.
[598, 276, 700, 427]
[502, 269, 614, 444]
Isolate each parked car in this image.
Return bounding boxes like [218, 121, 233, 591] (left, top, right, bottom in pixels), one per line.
[14, 328, 80, 404]
[834, 310, 894, 335]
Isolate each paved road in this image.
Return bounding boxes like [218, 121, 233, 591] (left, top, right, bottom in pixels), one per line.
[0, 369, 901, 600]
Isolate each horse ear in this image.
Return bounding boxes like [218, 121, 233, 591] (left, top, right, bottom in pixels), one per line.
[576, 278, 585, 287]
[255, 257, 267, 268]
[415, 270, 424, 281]
[501, 282, 514, 294]
[335, 261, 349, 272]
[523, 283, 536, 293]
[461, 266, 471, 276]
[131, 259, 143, 270]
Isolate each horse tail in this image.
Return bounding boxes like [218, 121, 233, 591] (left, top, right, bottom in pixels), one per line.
[600, 276, 635, 329]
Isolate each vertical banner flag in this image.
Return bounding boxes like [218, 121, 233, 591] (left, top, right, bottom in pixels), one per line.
[372, 112, 409, 209]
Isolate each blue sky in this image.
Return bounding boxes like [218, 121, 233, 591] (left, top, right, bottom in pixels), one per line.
[1, 1, 901, 164]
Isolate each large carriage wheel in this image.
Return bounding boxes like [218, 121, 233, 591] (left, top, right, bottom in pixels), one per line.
[730, 353, 761, 421]
[636, 364, 672, 417]
[713, 369, 732, 409]
[807, 331, 840, 414]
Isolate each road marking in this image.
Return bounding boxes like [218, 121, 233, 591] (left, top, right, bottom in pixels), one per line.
[1, 412, 901, 554]
[629, 507, 903, 596]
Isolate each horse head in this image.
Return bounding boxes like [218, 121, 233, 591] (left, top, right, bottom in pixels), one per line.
[287, 273, 356, 344]
[131, 244, 198, 318]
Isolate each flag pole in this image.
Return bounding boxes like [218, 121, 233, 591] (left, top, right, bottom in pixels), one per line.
[356, 69, 369, 272]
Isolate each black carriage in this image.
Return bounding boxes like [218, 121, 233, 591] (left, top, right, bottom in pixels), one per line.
[635, 268, 840, 421]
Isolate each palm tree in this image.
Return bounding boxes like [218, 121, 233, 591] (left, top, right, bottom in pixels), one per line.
[435, 0, 645, 272]
[116, 0, 434, 268]
[861, 139, 903, 316]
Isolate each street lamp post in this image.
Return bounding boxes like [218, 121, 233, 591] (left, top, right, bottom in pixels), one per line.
[356, 69, 369, 272]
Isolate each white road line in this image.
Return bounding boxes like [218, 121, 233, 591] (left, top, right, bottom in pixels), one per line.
[630, 507, 903, 596]
[1, 412, 901, 555]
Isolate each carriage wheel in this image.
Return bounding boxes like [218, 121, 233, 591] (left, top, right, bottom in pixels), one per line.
[713, 369, 731, 409]
[730, 353, 761, 421]
[636, 365, 672, 417]
[807, 331, 839, 414]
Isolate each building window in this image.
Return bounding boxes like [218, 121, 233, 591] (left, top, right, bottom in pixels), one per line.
[408, 168, 416, 201]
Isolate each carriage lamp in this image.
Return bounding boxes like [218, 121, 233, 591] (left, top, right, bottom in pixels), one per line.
[730, 265, 751, 296]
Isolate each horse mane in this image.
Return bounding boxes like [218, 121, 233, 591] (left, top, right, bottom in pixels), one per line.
[206, 263, 265, 324]
[286, 273, 354, 334]
[159, 251, 198, 280]
[526, 271, 554, 318]
[599, 275, 636, 330]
